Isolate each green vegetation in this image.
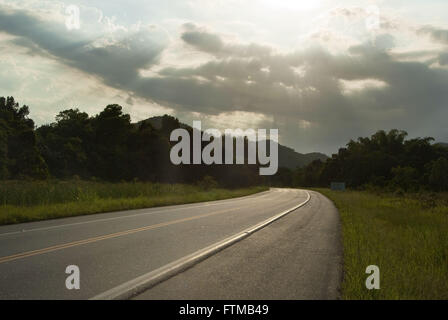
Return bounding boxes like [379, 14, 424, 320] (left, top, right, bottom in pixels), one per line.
[0, 180, 267, 225]
[0, 96, 262, 187]
[7, 95, 446, 192]
[0, 96, 267, 225]
[271, 129, 448, 192]
[316, 188, 448, 299]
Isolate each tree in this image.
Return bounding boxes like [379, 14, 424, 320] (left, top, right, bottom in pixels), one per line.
[428, 157, 448, 191]
[0, 96, 48, 179]
[390, 166, 418, 191]
[303, 159, 324, 187]
[37, 109, 92, 178]
[91, 104, 132, 180]
[299, 129, 447, 191]
[0, 119, 9, 179]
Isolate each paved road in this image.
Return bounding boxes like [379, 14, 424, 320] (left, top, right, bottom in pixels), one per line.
[134, 190, 342, 300]
[0, 188, 341, 299]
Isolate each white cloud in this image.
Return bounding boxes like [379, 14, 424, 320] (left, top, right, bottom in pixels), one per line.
[339, 78, 388, 95]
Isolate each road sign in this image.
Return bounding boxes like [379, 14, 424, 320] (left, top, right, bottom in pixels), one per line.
[331, 182, 346, 191]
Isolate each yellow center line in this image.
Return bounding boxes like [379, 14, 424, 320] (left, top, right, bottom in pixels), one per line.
[0, 205, 247, 264]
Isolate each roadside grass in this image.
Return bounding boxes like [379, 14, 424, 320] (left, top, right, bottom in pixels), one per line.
[0, 180, 267, 225]
[314, 188, 448, 300]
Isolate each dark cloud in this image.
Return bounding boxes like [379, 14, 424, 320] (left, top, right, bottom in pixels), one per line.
[180, 23, 272, 58]
[439, 52, 448, 65]
[140, 36, 448, 152]
[2, 8, 448, 154]
[0, 8, 167, 88]
[419, 26, 448, 44]
[417, 26, 448, 66]
[181, 24, 224, 54]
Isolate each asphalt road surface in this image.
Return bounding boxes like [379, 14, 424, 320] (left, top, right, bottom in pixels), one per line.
[0, 188, 342, 299]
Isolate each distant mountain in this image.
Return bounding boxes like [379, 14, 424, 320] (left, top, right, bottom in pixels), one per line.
[275, 142, 328, 169]
[138, 116, 328, 169]
[139, 116, 163, 129]
[138, 116, 190, 130]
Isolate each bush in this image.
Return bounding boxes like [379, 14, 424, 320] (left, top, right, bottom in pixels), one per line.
[390, 166, 418, 192]
[197, 175, 218, 190]
[428, 157, 448, 191]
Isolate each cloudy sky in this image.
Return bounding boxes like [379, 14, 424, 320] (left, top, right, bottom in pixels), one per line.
[1, 0, 448, 154]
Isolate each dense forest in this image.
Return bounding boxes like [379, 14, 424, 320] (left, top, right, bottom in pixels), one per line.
[1, 96, 447, 191]
[0, 96, 263, 187]
[290, 129, 448, 192]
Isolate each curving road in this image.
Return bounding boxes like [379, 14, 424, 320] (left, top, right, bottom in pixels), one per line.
[0, 188, 342, 300]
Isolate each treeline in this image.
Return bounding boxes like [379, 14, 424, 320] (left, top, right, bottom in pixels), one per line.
[274, 129, 448, 192]
[3, 96, 447, 191]
[0, 96, 262, 187]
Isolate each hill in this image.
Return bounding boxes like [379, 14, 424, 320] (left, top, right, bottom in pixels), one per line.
[275, 142, 328, 169]
[139, 116, 328, 169]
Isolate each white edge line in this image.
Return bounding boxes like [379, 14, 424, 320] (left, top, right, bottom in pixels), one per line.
[90, 189, 311, 300]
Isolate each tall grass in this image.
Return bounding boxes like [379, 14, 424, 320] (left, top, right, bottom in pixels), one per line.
[315, 188, 448, 300]
[0, 180, 267, 225]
